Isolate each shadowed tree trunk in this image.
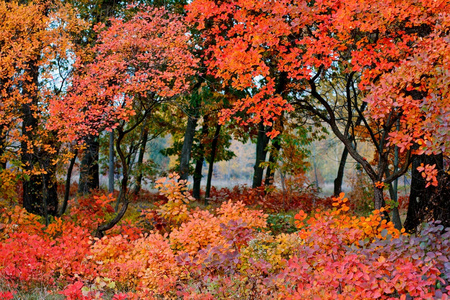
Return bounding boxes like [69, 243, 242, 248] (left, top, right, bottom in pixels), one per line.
[179, 82, 204, 181]
[59, 149, 78, 216]
[252, 122, 270, 188]
[133, 122, 149, 195]
[21, 57, 59, 217]
[97, 126, 129, 238]
[256, 73, 286, 188]
[22, 141, 60, 217]
[0, 126, 6, 170]
[385, 167, 402, 230]
[76, 0, 119, 197]
[193, 116, 209, 199]
[179, 113, 198, 181]
[78, 135, 100, 195]
[404, 154, 446, 232]
[108, 130, 114, 194]
[205, 124, 221, 202]
[264, 136, 282, 186]
[98, 107, 151, 238]
[193, 157, 204, 200]
[334, 147, 349, 196]
[39, 146, 59, 223]
[387, 183, 402, 229]
[432, 172, 450, 228]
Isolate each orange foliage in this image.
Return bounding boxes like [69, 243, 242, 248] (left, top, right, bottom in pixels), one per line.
[89, 233, 179, 295]
[0, 189, 448, 299]
[296, 193, 402, 246]
[68, 193, 116, 232]
[170, 201, 267, 256]
[155, 173, 194, 226]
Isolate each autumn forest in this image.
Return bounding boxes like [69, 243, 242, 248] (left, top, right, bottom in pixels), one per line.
[0, 0, 450, 299]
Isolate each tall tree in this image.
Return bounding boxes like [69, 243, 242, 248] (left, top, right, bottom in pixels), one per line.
[192, 115, 209, 199]
[252, 122, 270, 188]
[179, 93, 201, 181]
[49, 6, 197, 236]
[187, 0, 450, 213]
[0, 1, 83, 216]
[66, 0, 125, 195]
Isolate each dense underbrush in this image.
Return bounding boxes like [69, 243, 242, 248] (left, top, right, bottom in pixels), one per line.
[0, 176, 449, 299]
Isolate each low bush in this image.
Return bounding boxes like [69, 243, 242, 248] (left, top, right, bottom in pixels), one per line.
[0, 189, 448, 299]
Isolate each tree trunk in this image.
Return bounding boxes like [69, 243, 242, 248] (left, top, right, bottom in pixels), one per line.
[0, 126, 6, 170]
[387, 183, 402, 230]
[115, 128, 128, 211]
[334, 147, 349, 196]
[22, 146, 59, 217]
[432, 172, 450, 229]
[312, 143, 319, 189]
[76, 0, 119, 197]
[133, 123, 149, 195]
[98, 127, 129, 238]
[108, 130, 114, 194]
[21, 57, 59, 217]
[193, 117, 209, 200]
[39, 149, 59, 224]
[97, 110, 150, 237]
[205, 124, 221, 202]
[404, 154, 444, 232]
[252, 122, 270, 188]
[264, 137, 282, 186]
[59, 149, 78, 216]
[373, 185, 386, 211]
[179, 114, 198, 180]
[193, 157, 204, 200]
[78, 135, 99, 195]
[385, 142, 402, 230]
[21, 60, 41, 215]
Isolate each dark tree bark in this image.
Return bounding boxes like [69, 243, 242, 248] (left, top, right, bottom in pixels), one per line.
[404, 154, 447, 232]
[0, 126, 6, 170]
[97, 107, 151, 237]
[76, 0, 120, 197]
[432, 172, 450, 228]
[334, 147, 349, 196]
[205, 124, 221, 202]
[115, 127, 129, 209]
[384, 142, 402, 230]
[373, 186, 386, 213]
[256, 72, 286, 188]
[78, 135, 100, 195]
[97, 126, 129, 238]
[133, 123, 149, 195]
[178, 75, 205, 182]
[21, 143, 59, 217]
[298, 69, 411, 211]
[21, 57, 59, 217]
[59, 149, 78, 216]
[193, 157, 204, 200]
[108, 130, 114, 194]
[179, 113, 198, 181]
[387, 183, 402, 229]
[193, 116, 209, 200]
[38, 144, 59, 222]
[265, 136, 282, 186]
[252, 122, 270, 188]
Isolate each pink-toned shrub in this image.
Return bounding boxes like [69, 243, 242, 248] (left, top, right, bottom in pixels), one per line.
[0, 191, 448, 299]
